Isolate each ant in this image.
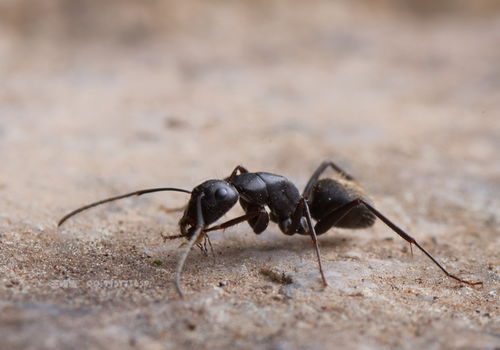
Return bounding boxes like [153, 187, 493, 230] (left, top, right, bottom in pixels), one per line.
[58, 161, 482, 296]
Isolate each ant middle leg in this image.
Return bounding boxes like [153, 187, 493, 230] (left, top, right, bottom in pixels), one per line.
[281, 198, 328, 286]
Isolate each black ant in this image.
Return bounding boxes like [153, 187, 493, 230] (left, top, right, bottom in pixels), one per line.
[58, 161, 482, 296]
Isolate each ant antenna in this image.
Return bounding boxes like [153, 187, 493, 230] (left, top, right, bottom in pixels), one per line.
[175, 193, 205, 297]
[58, 187, 191, 227]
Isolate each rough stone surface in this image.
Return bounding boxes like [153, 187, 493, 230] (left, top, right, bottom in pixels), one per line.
[0, 2, 499, 349]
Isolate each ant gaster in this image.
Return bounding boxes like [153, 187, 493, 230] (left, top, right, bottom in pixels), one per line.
[58, 161, 482, 296]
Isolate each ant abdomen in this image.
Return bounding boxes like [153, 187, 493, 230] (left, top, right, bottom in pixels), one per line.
[309, 178, 376, 230]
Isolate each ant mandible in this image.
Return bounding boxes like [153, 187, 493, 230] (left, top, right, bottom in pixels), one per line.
[58, 161, 482, 296]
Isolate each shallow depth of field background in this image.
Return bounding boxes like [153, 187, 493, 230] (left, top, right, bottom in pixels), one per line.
[0, 1, 499, 349]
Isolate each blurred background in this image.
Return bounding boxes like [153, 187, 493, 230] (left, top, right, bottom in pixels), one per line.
[1, 0, 499, 219]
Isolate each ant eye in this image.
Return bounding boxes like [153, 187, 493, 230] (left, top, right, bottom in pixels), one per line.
[214, 188, 228, 200]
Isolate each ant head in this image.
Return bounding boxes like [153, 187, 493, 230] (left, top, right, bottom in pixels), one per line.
[179, 180, 239, 238]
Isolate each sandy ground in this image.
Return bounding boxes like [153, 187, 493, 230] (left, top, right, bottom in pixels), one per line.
[0, 2, 499, 349]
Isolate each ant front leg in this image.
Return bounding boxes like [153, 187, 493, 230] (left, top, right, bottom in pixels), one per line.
[239, 198, 270, 234]
[314, 199, 482, 286]
[204, 211, 268, 233]
[303, 161, 355, 199]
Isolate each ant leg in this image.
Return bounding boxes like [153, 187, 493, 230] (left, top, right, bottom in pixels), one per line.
[161, 232, 184, 242]
[239, 199, 270, 234]
[202, 211, 267, 263]
[166, 215, 260, 241]
[205, 234, 215, 258]
[303, 199, 328, 286]
[286, 198, 328, 286]
[314, 200, 365, 235]
[303, 161, 354, 199]
[315, 199, 483, 286]
[227, 165, 249, 181]
[177, 213, 265, 288]
[205, 211, 267, 233]
[175, 193, 206, 297]
[197, 241, 209, 256]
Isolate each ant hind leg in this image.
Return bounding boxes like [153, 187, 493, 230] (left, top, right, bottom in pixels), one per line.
[303, 161, 355, 199]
